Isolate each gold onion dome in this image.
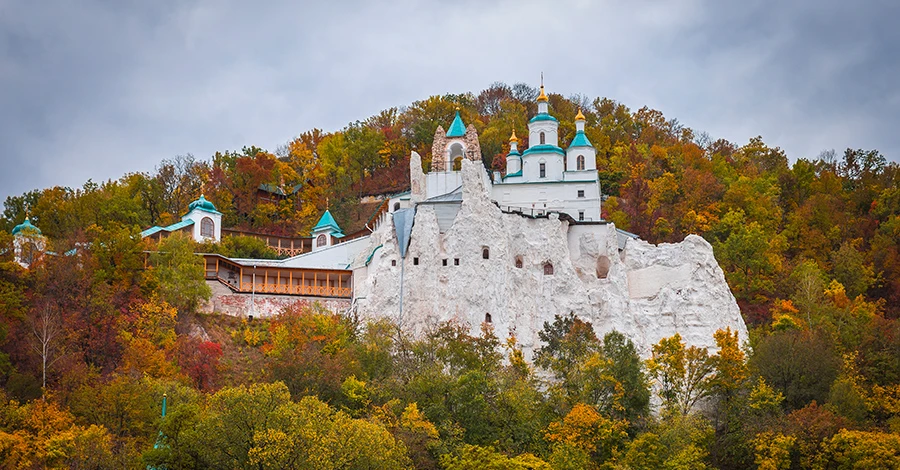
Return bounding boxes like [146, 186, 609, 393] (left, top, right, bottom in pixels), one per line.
[537, 85, 548, 102]
[509, 129, 518, 143]
[575, 108, 585, 121]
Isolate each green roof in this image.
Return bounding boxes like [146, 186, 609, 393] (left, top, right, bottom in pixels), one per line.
[11, 218, 40, 236]
[140, 219, 195, 238]
[529, 113, 558, 123]
[447, 110, 466, 137]
[188, 195, 221, 214]
[569, 130, 593, 148]
[312, 210, 344, 236]
[258, 183, 286, 196]
[522, 144, 566, 156]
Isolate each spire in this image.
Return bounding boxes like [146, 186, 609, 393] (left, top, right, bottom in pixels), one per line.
[446, 108, 466, 137]
[536, 76, 550, 116]
[508, 129, 520, 155]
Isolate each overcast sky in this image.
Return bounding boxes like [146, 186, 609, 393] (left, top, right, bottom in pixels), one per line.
[1, 0, 897, 202]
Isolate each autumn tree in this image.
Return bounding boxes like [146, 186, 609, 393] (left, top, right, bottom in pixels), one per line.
[647, 333, 715, 416]
[148, 232, 211, 314]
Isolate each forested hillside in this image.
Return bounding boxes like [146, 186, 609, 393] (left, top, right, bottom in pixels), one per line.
[0, 82, 898, 468]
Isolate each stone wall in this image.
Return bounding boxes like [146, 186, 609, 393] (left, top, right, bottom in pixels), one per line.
[201, 280, 351, 318]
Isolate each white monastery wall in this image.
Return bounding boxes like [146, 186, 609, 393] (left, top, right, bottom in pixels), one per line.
[355, 160, 748, 358]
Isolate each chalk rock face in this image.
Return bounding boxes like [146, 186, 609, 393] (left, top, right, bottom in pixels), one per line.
[355, 160, 747, 357]
[409, 151, 426, 203]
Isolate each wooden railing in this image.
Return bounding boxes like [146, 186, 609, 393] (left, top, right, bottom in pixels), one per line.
[232, 282, 352, 298]
[202, 254, 352, 299]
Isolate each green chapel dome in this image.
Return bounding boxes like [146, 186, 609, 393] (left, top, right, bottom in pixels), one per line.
[11, 218, 40, 236]
[188, 195, 218, 213]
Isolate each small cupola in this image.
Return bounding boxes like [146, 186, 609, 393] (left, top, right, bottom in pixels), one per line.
[506, 129, 522, 176]
[184, 195, 223, 242]
[11, 217, 41, 237]
[188, 195, 218, 213]
[536, 84, 549, 115]
[566, 108, 596, 172]
[569, 109, 593, 149]
[11, 217, 46, 268]
[311, 210, 345, 251]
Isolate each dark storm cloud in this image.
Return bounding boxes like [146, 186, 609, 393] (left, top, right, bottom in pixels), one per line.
[0, 0, 897, 202]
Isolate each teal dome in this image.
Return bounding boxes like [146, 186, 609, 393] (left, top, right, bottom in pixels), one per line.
[11, 218, 40, 236]
[188, 195, 217, 213]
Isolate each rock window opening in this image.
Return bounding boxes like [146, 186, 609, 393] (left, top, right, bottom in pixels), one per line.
[316, 233, 327, 248]
[393, 202, 400, 211]
[413, 257, 419, 265]
[485, 313, 492, 323]
[539, 132, 546, 145]
[391, 260, 397, 267]
[482, 247, 489, 259]
[515, 256, 523, 269]
[577, 190, 585, 198]
[442, 259, 448, 266]
[543, 262, 554, 275]
[597, 255, 610, 279]
[577, 154, 585, 170]
[539, 163, 546, 178]
[200, 216, 215, 238]
[449, 142, 464, 169]
[454, 258, 460, 266]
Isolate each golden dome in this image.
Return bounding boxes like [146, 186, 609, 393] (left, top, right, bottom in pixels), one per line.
[575, 108, 585, 121]
[537, 85, 548, 102]
[509, 129, 518, 143]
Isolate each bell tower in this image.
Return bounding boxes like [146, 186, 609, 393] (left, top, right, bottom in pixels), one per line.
[430, 108, 482, 172]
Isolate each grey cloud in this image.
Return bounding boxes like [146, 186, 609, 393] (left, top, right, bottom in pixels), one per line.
[1, 0, 897, 202]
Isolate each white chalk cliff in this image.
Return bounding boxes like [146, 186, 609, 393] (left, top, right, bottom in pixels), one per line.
[354, 158, 747, 357]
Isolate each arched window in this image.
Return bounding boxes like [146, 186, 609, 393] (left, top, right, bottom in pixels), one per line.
[577, 154, 585, 170]
[453, 156, 463, 171]
[539, 132, 546, 145]
[449, 142, 465, 170]
[515, 256, 523, 269]
[485, 313, 492, 323]
[543, 262, 554, 275]
[200, 217, 215, 238]
[539, 162, 546, 178]
[393, 202, 400, 211]
[316, 234, 327, 247]
[482, 247, 489, 259]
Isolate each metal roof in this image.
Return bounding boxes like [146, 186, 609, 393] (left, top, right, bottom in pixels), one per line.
[393, 208, 415, 258]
